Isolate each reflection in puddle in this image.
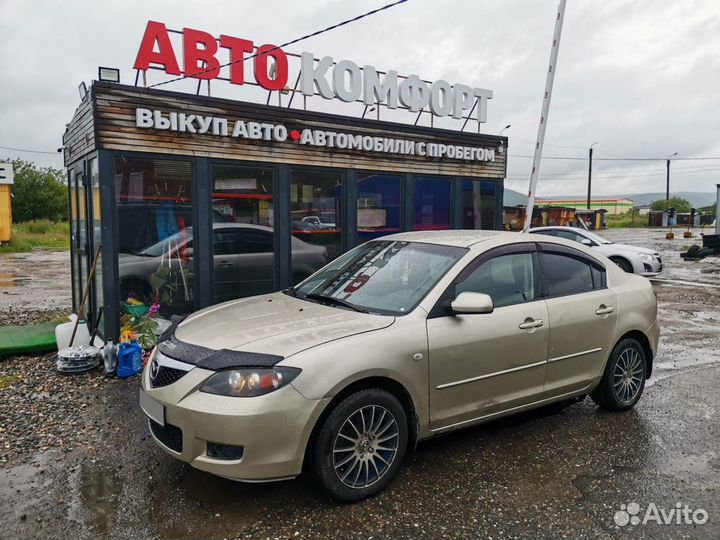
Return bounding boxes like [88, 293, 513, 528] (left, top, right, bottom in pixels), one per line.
[0, 272, 32, 287]
[67, 463, 121, 537]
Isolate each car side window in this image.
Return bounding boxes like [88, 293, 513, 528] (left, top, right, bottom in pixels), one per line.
[456, 253, 535, 308]
[213, 229, 241, 256]
[241, 231, 273, 254]
[541, 252, 599, 296]
[555, 230, 588, 244]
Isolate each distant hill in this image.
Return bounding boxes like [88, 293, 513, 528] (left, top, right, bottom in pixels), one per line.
[503, 189, 716, 209]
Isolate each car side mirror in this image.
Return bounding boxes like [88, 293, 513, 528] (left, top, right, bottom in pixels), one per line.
[450, 292, 494, 314]
[581, 238, 593, 246]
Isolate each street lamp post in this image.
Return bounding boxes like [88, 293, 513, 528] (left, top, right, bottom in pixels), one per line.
[499, 124, 511, 137]
[666, 152, 678, 204]
[587, 141, 598, 209]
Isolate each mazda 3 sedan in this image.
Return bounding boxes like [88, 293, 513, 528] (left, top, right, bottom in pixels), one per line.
[140, 230, 659, 501]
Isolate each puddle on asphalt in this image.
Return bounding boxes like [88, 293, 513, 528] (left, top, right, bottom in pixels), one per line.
[0, 272, 31, 287]
[66, 462, 122, 537]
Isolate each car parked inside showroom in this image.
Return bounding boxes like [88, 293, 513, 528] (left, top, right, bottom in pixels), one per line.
[139, 230, 659, 501]
[529, 226, 662, 275]
[119, 223, 328, 306]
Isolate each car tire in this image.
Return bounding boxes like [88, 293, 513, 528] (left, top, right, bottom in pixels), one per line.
[591, 338, 646, 412]
[610, 256, 633, 273]
[310, 388, 408, 502]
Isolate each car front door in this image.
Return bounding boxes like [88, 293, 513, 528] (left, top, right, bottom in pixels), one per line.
[427, 243, 549, 430]
[213, 228, 242, 302]
[538, 243, 617, 394]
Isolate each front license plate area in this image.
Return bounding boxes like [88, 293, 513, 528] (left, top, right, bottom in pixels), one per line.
[139, 389, 165, 426]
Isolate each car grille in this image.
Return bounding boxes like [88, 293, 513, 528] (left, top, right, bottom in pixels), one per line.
[150, 366, 188, 388]
[149, 419, 183, 453]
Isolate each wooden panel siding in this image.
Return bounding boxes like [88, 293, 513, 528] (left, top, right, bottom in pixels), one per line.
[62, 96, 95, 166]
[86, 82, 506, 178]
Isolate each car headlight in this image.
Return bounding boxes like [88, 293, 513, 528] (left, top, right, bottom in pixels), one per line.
[638, 253, 654, 261]
[200, 367, 300, 397]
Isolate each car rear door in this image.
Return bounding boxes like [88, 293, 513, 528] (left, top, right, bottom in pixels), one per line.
[237, 229, 275, 296]
[213, 228, 242, 302]
[427, 243, 549, 430]
[537, 242, 617, 394]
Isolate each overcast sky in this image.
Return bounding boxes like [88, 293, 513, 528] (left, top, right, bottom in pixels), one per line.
[1, 0, 719, 197]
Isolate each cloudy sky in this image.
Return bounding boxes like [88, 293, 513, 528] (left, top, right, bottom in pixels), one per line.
[1, 0, 719, 197]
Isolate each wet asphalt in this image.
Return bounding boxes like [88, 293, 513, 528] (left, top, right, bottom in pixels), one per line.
[0, 228, 719, 540]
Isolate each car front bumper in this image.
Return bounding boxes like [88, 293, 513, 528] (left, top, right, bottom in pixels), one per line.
[140, 362, 330, 482]
[637, 256, 663, 276]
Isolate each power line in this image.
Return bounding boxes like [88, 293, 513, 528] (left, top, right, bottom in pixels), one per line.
[148, 0, 410, 89]
[508, 153, 720, 161]
[0, 145, 61, 155]
[506, 165, 720, 179]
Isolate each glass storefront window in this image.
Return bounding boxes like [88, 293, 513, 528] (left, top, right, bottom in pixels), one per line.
[357, 173, 401, 244]
[462, 180, 497, 230]
[115, 158, 193, 321]
[413, 176, 451, 231]
[89, 158, 102, 311]
[290, 169, 339, 283]
[211, 165, 275, 302]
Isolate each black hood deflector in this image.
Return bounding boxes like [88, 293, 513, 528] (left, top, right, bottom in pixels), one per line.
[157, 337, 284, 370]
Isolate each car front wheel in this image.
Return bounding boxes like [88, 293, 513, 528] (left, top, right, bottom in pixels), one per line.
[310, 388, 408, 502]
[591, 338, 647, 411]
[610, 256, 633, 273]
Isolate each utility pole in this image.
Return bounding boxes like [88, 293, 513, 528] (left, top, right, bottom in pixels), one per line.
[587, 141, 598, 209]
[666, 152, 678, 204]
[523, 0, 567, 232]
[715, 184, 720, 234]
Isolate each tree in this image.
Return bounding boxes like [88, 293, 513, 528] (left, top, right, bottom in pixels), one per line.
[2, 159, 68, 222]
[650, 196, 691, 213]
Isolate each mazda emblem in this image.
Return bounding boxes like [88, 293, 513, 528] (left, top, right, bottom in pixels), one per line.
[150, 358, 160, 381]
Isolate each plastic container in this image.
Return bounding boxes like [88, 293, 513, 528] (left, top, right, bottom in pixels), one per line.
[55, 315, 90, 350]
[117, 340, 143, 378]
[123, 303, 149, 317]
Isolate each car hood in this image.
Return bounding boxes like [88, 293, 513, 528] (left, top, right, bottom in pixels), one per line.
[174, 292, 395, 358]
[602, 243, 658, 255]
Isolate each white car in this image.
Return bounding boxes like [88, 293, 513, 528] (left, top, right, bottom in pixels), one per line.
[529, 226, 662, 276]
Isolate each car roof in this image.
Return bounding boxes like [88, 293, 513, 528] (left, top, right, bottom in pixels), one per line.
[530, 226, 586, 232]
[379, 230, 518, 248]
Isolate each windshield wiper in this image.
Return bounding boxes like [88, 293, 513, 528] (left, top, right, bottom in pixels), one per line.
[283, 287, 298, 297]
[304, 293, 368, 313]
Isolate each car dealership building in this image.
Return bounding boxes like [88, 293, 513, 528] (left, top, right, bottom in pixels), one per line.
[62, 22, 508, 340]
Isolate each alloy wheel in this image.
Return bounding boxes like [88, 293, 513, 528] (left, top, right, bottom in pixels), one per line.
[332, 405, 399, 489]
[613, 347, 643, 403]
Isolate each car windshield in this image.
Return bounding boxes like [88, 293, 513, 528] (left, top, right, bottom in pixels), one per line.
[292, 240, 467, 315]
[581, 230, 612, 244]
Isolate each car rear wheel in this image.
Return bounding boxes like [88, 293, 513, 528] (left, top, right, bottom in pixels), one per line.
[310, 388, 408, 502]
[591, 338, 646, 411]
[610, 256, 633, 273]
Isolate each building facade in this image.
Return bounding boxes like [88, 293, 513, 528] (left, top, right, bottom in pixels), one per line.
[63, 82, 507, 339]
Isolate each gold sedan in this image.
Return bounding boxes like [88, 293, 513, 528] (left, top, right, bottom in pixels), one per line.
[140, 230, 659, 501]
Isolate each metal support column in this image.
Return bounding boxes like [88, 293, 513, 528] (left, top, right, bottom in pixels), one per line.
[193, 158, 214, 309]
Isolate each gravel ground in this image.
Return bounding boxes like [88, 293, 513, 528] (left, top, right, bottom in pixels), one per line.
[0, 229, 718, 540]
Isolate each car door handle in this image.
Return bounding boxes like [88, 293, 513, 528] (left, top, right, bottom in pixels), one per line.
[519, 318, 544, 330]
[218, 260, 234, 268]
[595, 305, 615, 315]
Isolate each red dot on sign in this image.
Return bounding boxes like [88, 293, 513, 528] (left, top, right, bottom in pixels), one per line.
[289, 130, 301, 141]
